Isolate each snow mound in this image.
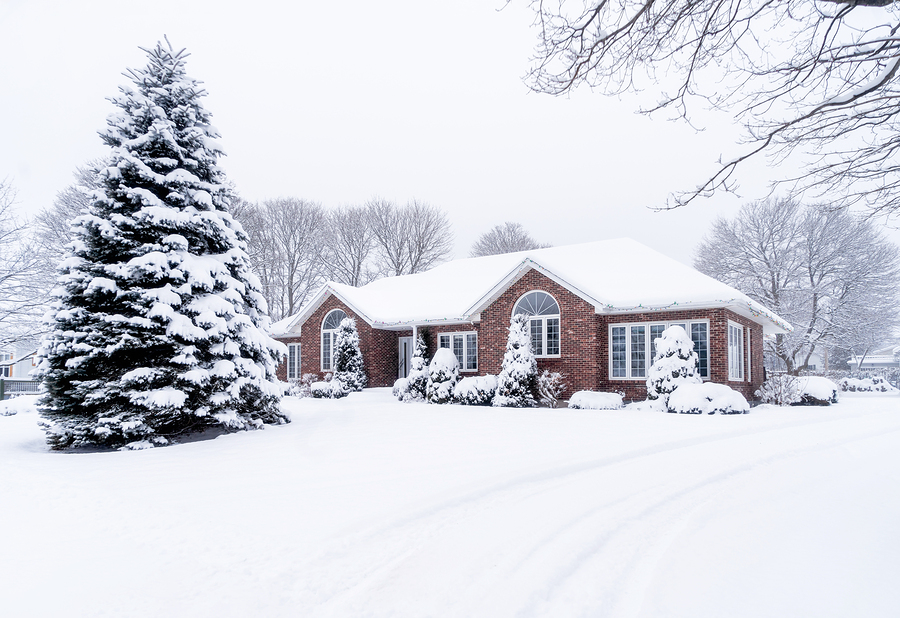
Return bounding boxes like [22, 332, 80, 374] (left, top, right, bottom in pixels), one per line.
[796, 376, 839, 405]
[0, 395, 40, 417]
[454, 375, 497, 406]
[839, 377, 898, 393]
[568, 391, 624, 410]
[310, 380, 349, 399]
[667, 383, 749, 415]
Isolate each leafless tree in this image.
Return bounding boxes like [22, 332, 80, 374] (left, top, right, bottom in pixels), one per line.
[525, 1, 900, 215]
[0, 180, 44, 349]
[469, 221, 552, 257]
[695, 197, 900, 374]
[235, 197, 328, 321]
[368, 198, 453, 276]
[323, 205, 376, 287]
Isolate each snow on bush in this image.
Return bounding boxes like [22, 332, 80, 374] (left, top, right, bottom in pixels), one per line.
[493, 314, 538, 408]
[310, 379, 349, 399]
[567, 391, 624, 410]
[756, 374, 802, 406]
[0, 395, 40, 417]
[286, 374, 318, 398]
[537, 370, 566, 408]
[454, 375, 497, 406]
[33, 42, 286, 450]
[795, 376, 839, 405]
[667, 382, 749, 415]
[839, 376, 898, 393]
[646, 326, 701, 406]
[427, 348, 460, 404]
[398, 335, 428, 402]
[332, 317, 366, 392]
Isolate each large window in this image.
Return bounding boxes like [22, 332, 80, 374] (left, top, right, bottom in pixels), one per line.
[513, 291, 560, 357]
[610, 320, 709, 379]
[728, 322, 744, 381]
[439, 332, 478, 371]
[287, 343, 300, 380]
[321, 309, 347, 371]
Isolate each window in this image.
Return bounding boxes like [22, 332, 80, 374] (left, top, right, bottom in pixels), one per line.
[287, 344, 300, 380]
[321, 309, 347, 371]
[728, 322, 744, 381]
[438, 332, 478, 371]
[1, 352, 11, 378]
[609, 320, 710, 379]
[513, 291, 561, 357]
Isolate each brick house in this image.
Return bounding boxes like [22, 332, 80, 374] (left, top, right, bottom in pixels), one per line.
[272, 239, 791, 401]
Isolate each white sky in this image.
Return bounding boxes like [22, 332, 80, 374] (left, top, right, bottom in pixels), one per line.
[0, 0, 877, 266]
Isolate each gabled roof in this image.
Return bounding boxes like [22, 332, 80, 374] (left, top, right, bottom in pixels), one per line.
[277, 238, 792, 335]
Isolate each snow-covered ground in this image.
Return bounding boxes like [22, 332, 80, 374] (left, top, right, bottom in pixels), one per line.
[2, 389, 898, 617]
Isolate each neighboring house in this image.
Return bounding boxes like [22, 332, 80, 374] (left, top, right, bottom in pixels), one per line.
[272, 239, 791, 401]
[848, 346, 900, 372]
[0, 348, 37, 379]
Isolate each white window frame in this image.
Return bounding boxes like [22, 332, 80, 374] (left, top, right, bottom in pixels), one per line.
[287, 343, 300, 380]
[512, 290, 561, 359]
[609, 319, 710, 380]
[438, 331, 478, 372]
[321, 309, 347, 372]
[728, 321, 744, 381]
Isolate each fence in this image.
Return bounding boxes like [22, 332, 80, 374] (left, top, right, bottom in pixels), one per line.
[0, 378, 41, 400]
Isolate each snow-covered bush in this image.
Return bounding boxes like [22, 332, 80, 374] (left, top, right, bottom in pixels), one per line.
[427, 348, 460, 404]
[493, 313, 538, 408]
[332, 317, 366, 392]
[310, 378, 349, 399]
[286, 373, 318, 398]
[795, 376, 839, 405]
[454, 375, 497, 406]
[646, 326, 701, 406]
[0, 395, 40, 417]
[839, 376, 898, 393]
[34, 42, 287, 450]
[398, 335, 428, 402]
[567, 391, 624, 410]
[537, 370, 566, 408]
[756, 374, 802, 405]
[667, 382, 749, 415]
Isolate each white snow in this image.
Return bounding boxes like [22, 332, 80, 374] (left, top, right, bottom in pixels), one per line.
[567, 390, 624, 410]
[2, 390, 899, 616]
[667, 382, 750, 415]
[797, 376, 840, 403]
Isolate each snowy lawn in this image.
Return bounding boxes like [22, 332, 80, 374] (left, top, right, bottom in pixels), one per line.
[2, 389, 899, 617]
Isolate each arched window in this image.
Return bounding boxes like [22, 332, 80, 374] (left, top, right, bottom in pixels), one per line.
[513, 291, 560, 357]
[321, 309, 347, 371]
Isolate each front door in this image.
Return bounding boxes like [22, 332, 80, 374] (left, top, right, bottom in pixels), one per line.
[398, 337, 413, 378]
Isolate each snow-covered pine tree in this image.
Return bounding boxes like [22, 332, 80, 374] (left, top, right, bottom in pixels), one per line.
[646, 325, 701, 409]
[332, 317, 366, 392]
[426, 348, 460, 404]
[493, 313, 538, 407]
[398, 333, 428, 402]
[35, 40, 287, 450]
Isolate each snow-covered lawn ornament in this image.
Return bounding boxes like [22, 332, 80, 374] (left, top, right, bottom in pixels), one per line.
[493, 313, 538, 408]
[667, 383, 749, 415]
[567, 391, 624, 410]
[537, 370, 566, 408]
[332, 317, 366, 392]
[397, 334, 428, 402]
[33, 40, 287, 450]
[646, 325, 701, 408]
[454, 375, 497, 406]
[427, 348, 460, 404]
[756, 374, 802, 406]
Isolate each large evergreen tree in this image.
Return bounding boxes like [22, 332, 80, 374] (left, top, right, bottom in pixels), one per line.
[35, 40, 287, 450]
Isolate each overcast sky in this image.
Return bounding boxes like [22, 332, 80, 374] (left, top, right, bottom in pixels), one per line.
[0, 0, 846, 266]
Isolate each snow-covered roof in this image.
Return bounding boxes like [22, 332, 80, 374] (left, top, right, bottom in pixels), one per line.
[282, 238, 792, 335]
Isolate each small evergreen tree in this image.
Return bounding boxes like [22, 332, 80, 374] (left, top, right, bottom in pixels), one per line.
[493, 313, 538, 407]
[332, 317, 366, 391]
[35, 40, 287, 449]
[646, 325, 701, 408]
[399, 334, 428, 402]
[427, 348, 460, 404]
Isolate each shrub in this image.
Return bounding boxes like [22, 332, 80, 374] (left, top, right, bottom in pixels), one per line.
[646, 326, 701, 405]
[537, 370, 566, 408]
[454, 375, 497, 406]
[426, 348, 460, 404]
[567, 391, 624, 410]
[332, 318, 366, 392]
[493, 314, 538, 408]
[839, 376, 898, 393]
[795, 376, 839, 405]
[667, 382, 749, 414]
[756, 374, 802, 406]
[286, 373, 318, 398]
[310, 378, 349, 399]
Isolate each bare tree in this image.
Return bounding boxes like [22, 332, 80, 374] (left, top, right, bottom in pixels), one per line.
[469, 221, 552, 257]
[0, 180, 44, 348]
[695, 198, 900, 374]
[368, 198, 453, 276]
[323, 205, 376, 287]
[525, 1, 900, 215]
